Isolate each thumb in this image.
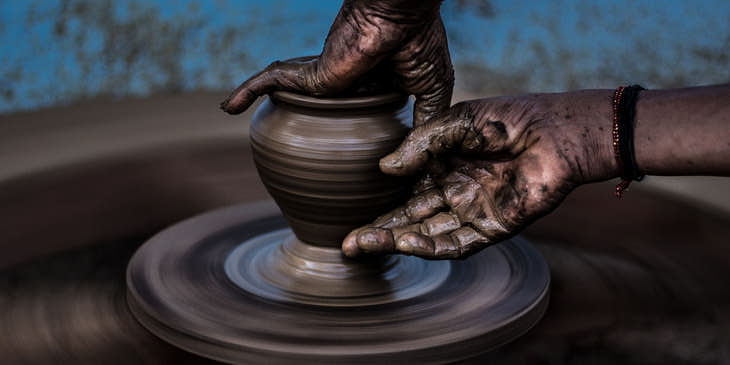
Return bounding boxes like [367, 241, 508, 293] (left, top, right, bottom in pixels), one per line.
[379, 111, 482, 176]
[220, 56, 318, 115]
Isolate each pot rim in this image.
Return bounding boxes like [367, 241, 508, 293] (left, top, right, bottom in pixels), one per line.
[270, 91, 406, 109]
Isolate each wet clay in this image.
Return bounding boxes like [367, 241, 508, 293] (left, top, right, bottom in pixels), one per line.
[250, 91, 412, 246]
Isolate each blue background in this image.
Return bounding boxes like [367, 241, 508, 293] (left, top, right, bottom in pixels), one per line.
[1, 0, 729, 113]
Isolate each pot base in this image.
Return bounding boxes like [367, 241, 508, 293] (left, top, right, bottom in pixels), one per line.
[126, 201, 550, 364]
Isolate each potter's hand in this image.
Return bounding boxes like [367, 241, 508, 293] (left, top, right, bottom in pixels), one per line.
[343, 91, 619, 259]
[219, 0, 453, 126]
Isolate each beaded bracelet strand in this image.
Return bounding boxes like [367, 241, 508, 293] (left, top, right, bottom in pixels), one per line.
[612, 85, 645, 198]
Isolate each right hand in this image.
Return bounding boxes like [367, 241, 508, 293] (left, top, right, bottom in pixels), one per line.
[219, 0, 454, 127]
[342, 90, 619, 259]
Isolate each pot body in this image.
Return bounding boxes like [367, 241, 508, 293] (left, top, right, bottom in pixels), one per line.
[250, 91, 412, 247]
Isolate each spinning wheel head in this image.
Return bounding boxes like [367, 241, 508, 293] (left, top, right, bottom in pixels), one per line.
[126, 91, 551, 364]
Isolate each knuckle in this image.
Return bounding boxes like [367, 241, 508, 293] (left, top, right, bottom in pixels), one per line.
[372, 207, 409, 228]
[391, 224, 422, 241]
[449, 226, 488, 258]
[265, 60, 282, 71]
[421, 212, 460, 236]
[471, 218, 510, 239]
[432, 234, 460, 259]
[396, 232, 434, 257]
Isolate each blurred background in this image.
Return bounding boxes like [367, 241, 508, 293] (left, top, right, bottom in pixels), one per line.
[2, 0, 730, 113]
[2, 0, 729, 210]
[1, 1, 729, 364]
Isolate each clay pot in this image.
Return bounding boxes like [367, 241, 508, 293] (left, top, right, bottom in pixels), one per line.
[250, 91, 413, 247]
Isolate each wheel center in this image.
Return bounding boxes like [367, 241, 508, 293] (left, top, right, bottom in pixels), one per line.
[224, 228, 451, 306]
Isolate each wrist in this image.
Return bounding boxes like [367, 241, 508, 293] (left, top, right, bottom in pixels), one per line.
[555, 89, 621, 184]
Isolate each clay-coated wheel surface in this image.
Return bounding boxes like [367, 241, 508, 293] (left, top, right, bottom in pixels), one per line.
[126, 201, 550, 364]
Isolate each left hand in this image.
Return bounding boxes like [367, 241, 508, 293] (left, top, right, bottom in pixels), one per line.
[219, 0, 453, 127]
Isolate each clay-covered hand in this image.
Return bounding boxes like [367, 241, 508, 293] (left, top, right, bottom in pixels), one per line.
[219, 0, 453, 126]
[343, 90, 618, 259]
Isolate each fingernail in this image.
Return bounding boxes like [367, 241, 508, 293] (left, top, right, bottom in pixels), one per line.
[341, 230, 361, 258]
[357, 228, 395, 253]
[380, 154, 403, 170]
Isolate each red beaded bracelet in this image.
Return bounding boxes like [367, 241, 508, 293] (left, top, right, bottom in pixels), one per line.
[612, 85, 645, 198]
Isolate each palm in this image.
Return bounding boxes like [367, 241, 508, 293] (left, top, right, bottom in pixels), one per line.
[343, 96, 587, 260]
[446, 151, 573, 239]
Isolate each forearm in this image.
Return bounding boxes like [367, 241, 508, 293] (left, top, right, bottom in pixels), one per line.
[542, 84, 730, 185]
[634, 84, 730, 176]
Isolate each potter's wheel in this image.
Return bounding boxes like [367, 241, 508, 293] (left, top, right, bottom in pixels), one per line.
[6, 92, 730, 364]
[127, 200, 550, 364]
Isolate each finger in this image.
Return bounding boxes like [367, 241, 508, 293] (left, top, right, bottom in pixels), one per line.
[341, 229, 363, 258]
[349, 209, 464, 259]
[342, 226, 394, 258]
[412, 85, 453, 127]
[220, 57, 318, 115]
[371, 188, 446, 228]
[219, 63, 280, 115]
[395, 232, 461, 259]
[379, 115, 480, 176]
[342, 189, 446, 258]
[469, 217, 510, 243]
[344, 213, 495, 260]
[392, 17, 454, 127]
[448, 226, 490, 258]
[393, 227, 488, 259]
[356, 209, 462, 257]
[430, 234, 461, 259]
[354, 178, 473, 257]
[347, 223, 426, 257]
[358, 227, 396, 255]
[395, 232, 434, 257]
[395, 224, 491, 260]
[420, 211, 460, 236]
